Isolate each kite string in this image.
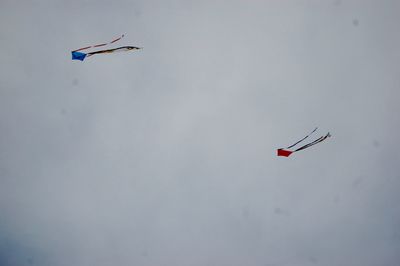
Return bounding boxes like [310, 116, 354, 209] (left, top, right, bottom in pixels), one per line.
[72, 34, 125, 52]
[286, 127, 318, 149]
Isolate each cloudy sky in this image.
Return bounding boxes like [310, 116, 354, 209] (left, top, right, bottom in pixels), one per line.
[1, 0, 399, 265]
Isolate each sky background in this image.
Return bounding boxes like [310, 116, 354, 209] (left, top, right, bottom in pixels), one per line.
[1, 0, 400, 265]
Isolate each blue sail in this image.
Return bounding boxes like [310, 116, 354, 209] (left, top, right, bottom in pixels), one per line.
[71, 51, 87, 61]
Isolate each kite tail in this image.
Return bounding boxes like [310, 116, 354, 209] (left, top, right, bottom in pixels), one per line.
[294, 133, 331, 152]
[286, 127, 318, 149]
[72, 34, 125, 52]
[86, 46, 141, 56]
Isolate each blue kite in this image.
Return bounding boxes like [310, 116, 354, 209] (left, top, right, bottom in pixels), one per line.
[71, 34, 141, 61]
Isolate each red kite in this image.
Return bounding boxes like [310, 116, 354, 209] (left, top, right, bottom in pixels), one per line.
[277, 128, 331, 157]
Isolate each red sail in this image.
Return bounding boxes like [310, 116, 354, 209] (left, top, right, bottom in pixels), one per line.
[277, 149, 293, 157]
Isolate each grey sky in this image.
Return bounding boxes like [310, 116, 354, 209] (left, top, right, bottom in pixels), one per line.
[1, 0, 400, 265]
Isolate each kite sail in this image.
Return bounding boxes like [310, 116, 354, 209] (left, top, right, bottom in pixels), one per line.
[277, 127, 331, 157]
[71, 34, 141, 61]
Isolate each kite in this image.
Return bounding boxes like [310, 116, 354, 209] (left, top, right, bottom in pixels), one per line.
[71, 34, 141, 61]
[277, 127, 331, 157]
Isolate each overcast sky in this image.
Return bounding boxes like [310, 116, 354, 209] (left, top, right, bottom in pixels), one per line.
[1, 0, 400, 265]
